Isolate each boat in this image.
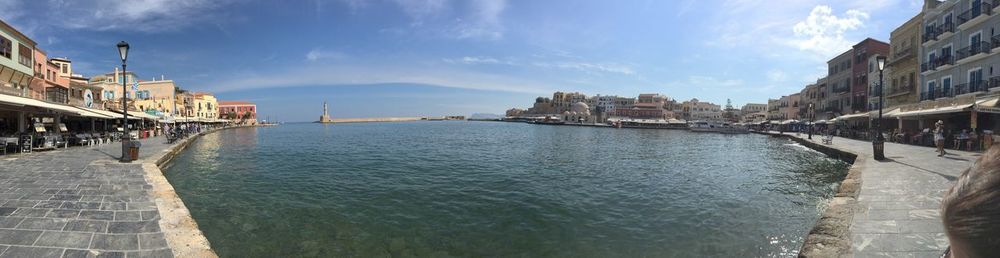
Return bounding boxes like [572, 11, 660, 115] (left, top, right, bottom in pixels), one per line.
[689, 121, 749, 134]
[615, 118, 689, 130]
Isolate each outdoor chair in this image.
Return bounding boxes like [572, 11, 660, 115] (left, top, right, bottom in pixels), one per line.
[822, 134, 834, 144]
[0, 138, 6, 156]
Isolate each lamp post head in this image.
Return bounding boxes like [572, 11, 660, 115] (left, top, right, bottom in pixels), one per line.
[117, 41, 130, 63]
[876, 55, 887, 71]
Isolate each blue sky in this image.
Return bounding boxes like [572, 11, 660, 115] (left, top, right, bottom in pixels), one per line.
[1, 0, 922, 122]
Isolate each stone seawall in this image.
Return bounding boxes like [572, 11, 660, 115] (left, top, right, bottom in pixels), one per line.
[753, 131, 862, 257]
[143, 125, 260, 258]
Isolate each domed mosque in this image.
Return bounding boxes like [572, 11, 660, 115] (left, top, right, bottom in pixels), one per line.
[564, 102, 594, 123]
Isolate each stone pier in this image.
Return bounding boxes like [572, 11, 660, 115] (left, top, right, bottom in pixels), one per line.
[0, 130, 224, 258]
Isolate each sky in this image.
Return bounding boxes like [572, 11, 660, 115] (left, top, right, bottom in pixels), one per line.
[0, 0, 924, 122]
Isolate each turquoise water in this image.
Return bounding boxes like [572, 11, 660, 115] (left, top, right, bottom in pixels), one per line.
[162, 122, 849, 257]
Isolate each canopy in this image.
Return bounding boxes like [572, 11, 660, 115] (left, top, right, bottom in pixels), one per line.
[780, 119, 798, 125]
[0, 94, 88, 117]
[836, 112, 869, 120]
[890, 104, 974, 118]
[70, 106, 116, 119]
[814, 120, 828, 124]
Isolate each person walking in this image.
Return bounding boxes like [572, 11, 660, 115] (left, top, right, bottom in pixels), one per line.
[936, 120, 947, 157]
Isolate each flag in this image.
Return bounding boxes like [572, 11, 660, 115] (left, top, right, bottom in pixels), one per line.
[132, 81, 139, 91]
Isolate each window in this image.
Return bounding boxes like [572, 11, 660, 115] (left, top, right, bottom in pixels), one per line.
[61, 64, 67, 73]
[17, 44, 30, 67]
[0, 36, 10, 59]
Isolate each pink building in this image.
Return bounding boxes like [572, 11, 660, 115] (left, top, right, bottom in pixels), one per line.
[29, 48, 70, 103]
[218, 101, 257, 124]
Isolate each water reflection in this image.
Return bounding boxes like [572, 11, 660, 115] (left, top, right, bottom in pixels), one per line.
[164, 122, 849, 257]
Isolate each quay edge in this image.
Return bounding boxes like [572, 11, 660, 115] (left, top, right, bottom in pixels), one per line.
[752, 131, 862, 258]
[142, 125, 263, 258]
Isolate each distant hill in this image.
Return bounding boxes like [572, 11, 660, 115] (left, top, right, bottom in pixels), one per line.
[469, 113, 503, 119]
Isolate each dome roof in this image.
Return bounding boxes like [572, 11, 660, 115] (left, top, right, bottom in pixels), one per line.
[571, 102, 590, 113]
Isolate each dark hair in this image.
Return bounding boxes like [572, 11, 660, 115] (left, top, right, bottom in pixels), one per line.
[941, 146, 1000, 257]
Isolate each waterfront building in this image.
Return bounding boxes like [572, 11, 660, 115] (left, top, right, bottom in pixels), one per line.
[767, 98, 781, 120]
[552, 91, 587, 113]
[815, 77, 832, 120]
[800, 84, 820, 122]
[0, 19, 36, 98]
[525, 97, 556, 115]
[868, 54, 892, 111]
[219, 101, 257, 125]
[88, 68, 141, 110]
[135, 79, 179, 117]
[886, 13, 922, 108]
[739, 103, 767, 116]
[30, 48, 70, 103]
[852, 38, 891, 112]
[615, 94, 672, 119]
[681, 98, 722, 121]
[827, 50, 854, 117]
[193, 92, 218, 120]
[176, 91, 195, 117]
[505, 108, 525, 117]
[779, 94, 801, 120]
[589, 95, 617, 115]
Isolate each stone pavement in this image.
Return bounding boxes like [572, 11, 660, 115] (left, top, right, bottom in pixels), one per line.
[0, 137, 177, 258]
[775, 132, 978, 258]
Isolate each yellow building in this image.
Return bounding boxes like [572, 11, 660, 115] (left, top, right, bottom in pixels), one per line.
[134, 80, 178, 116]
[193, 92, 218, 120]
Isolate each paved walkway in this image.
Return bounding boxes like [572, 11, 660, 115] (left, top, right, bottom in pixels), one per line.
[0, 137, 177, 258]
[774, 132, 978, 258]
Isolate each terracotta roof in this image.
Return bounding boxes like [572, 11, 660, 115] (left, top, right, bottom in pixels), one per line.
[219, 101, 255, 105]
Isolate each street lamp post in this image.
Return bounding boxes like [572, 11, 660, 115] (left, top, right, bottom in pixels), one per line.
[117, 41, 131, 162]
[873, 55, 887, 160]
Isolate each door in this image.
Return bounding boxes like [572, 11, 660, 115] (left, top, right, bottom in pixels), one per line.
[972, 33, 983, 52]
[943, 77, 952, 96]
[973, 0, 983, 17]
[928, 81, 937, 99]
[970, 69, 984, 91]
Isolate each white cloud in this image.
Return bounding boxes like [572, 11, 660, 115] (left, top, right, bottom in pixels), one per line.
[533, 62, 636, 76]
[206, 64, 552, 94]
[443, 56, 504, 65]
[789, 5, 869, 58]
[393, 0, 449, 26]
[43, 0, 231, 32]
[305, 48, 348, 61]
[452, 0, 506, 40]
[767, 69, 788, 82]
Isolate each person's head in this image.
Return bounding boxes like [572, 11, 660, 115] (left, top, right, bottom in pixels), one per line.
[941, 146, 1000, 257]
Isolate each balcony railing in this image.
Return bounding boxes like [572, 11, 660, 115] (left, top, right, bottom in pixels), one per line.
[832, 86, 850, 93]
[937, 54, 955, 67]
[921, 88, 938, 101]
[957, 41, 991, 61]
[992, 34, 1000, 49]
[923, 27, 941, 43]
[891, 47, 916, 62]
[938, 22, 956, 36]
[888, 83, 914, 96]
[958, 2, 993, 26]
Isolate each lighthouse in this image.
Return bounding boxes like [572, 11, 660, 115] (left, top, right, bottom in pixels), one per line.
[318, 101, 334, 123]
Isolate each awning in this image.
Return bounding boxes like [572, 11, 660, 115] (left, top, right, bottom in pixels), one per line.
[780, 119, 798, 125]
[836, 112, 869, 120]
[814, 120, 828, 124]
[0, 94, 88, 116]
[70, 106, 116, 119]
[974, 97, 1000, 114]
[890, 104, 974, 118]
[111, 110, 159, 120]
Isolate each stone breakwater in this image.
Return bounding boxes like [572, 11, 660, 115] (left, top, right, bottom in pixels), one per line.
[756, 131, 974, 258]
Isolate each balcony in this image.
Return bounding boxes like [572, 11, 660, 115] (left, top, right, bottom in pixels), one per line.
[992, 34, 1000, 50]
[957, 41, 992, 64]
[920, 89, 938, 101]
[832, 86, 850, 93]
[887, 83, 914, 97]
[923, 26, 941, 45]
[958, 2, 994, 30]
[890, 47, 916, 64]
[938, 22, 957, 39]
